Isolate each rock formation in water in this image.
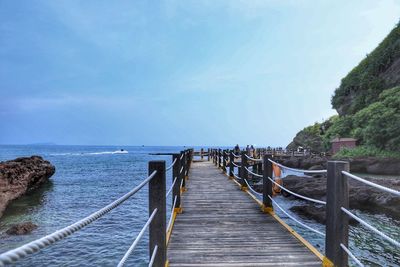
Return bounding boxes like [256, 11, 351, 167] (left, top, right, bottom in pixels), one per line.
[6, 222, 38, 235]
[282, 175, 400, 223]
[0, 156, 55, 218]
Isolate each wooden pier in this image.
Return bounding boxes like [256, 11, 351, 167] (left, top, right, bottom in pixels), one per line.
[167, 160, 322, 266]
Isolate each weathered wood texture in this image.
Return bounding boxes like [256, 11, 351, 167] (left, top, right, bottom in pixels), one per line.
[168, 161, 321, 266]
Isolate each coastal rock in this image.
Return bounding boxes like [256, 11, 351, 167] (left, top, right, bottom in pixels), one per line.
[281, 175, 400, 222]
[0, 156, 55, 218]
[6, 222, 38, 235]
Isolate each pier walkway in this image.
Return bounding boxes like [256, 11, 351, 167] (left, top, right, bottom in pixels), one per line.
[168, 160, 321, 266]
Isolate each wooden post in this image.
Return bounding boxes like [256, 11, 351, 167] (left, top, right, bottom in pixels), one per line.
[148, 160, 166, 266]
[214, 150, 217, 166]
[183, 151, 188, 180]
[201, 148, 204, 160]
[262, 156, 273, 212]
[207, 148, 210, 161]
[218, 149, 221, 168]
[172, 154, 182, 213]
[180, 152, 186, 190]
[240, 151, 248, 189]
[222, 150, 227, 173]
[325, 161, 350, 267]
[229, 150, 234, 178]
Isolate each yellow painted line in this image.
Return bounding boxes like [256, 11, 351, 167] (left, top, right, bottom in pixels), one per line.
[225, 172, 324, 262]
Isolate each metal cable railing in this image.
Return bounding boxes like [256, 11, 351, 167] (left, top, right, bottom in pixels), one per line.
[117, 208, 158, 267]
[267, 177, 326, 205]
[0, 171, 158, 266]
[268, 158, 327, 174]
[268, 195, 325, 237]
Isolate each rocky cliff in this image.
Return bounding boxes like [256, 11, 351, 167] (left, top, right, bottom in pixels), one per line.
[0, 156, 55, 218]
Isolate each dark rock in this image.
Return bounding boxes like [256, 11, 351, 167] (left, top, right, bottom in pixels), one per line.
[0, 156, 55, 218]
[6, 222, 38, 235]
[281, 175, 400, 222]
[290, 205, 326, 224]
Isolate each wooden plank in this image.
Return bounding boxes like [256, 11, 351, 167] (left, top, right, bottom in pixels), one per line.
[167, 161, 321, 267]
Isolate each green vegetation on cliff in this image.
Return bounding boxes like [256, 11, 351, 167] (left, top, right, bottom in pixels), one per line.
[288, 22, 400, 156]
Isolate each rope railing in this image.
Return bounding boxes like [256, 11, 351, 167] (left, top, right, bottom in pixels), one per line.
[117, 208, 158, 267]
[232, 153, 240, 158]
[244, 179, 262, 196]
[268, 195, 325, 237]
[341, 207, 400, 248]
[233, 172, 242, 180]
[148, 245, 158, 267]
[268, 158, 327, 174]
[267, 177, 326, 205]
[232, 162, 241, 168]
[342, 171, 400, 196]
[166, 177, 177, 198]
[166, 158, 177, 171]
[244, 154, 262, 162]
[167, 196, 178, 232]
[0, 170, 157, 266]
[340, 244, 364, 267]
[179, 166, 184, 174]
[244, 166, 263, 178]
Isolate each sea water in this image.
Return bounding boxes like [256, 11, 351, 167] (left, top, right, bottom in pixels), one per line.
[0, 145, 399, 266]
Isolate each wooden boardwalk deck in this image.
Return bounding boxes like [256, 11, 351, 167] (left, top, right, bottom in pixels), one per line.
[167, 160, 322, 267]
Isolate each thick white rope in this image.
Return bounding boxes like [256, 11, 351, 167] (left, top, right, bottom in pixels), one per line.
[232, 162, 241, 168]
[244, 154, 262, 162]
[166, 177, 177, 198]
[342, 171, 400, 196]
[0, 171, 158, 267]
[180, 153, 184, 160]
[340, 244, 364, 267]
[244, 166, 263, 178]
[167, 195, 178, 232]
[117, 208, 158, 267]
[233, 173, 242, 180]
[341, 207, 400, 248]
[179, 166, 184, 174]
[166, 158, 177, 171]
[232, 153, 240, 158]
[268, 158, 327, 174]
[148, 245, 158, 267]
[244, 179, 263, 196]
[267, 177, 326, 205]
[268, 196, 325, 237]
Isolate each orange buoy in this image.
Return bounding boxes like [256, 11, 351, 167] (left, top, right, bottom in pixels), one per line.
[273, 163, 281, 178]
[273, 177, 283, 196]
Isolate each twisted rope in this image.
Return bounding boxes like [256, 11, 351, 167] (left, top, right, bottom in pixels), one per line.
[244, 179, 262, 196]
[268, 196, 325, 237]
[166, 158, 177, 171]
[117, 208, 158, 267]
[267, 177, 326, 205]
[342, 171, 400, 196]
[233, 173, 242, 180]
[340, 244, 364, 267]
[232, 153, 240, 158]
[0, 171, 158, 266]
[244, 154, 262, 162]
[232, 162, 241, 168]
[148, 245, 158, 267]
[244, 166, 263, 178]
[268, 159, 327, 174]
[166, 177, 177, 198]
[341, 207, 400, 248]
[167, 195, 178, 232]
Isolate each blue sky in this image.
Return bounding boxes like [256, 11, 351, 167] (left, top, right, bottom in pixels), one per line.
[1, 1, 399, 146]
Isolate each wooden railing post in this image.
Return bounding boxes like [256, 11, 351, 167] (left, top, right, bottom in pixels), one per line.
[229, 150, 234, 178]
[201, 148, 204, 160]
[180, 151, 186, 191]
[325, 161, 350, 267]
[218, 149, 221, 168]
[222, 150, 227, 173]
[148, 160, 166, 266]
[207, 148, 210, 161]
[214, 150, 217, 166]
[240, 151, 248, 190]
[183, 151, 188, 180]
[172, 153, 182, 213]
[262, 156, 273, 212]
